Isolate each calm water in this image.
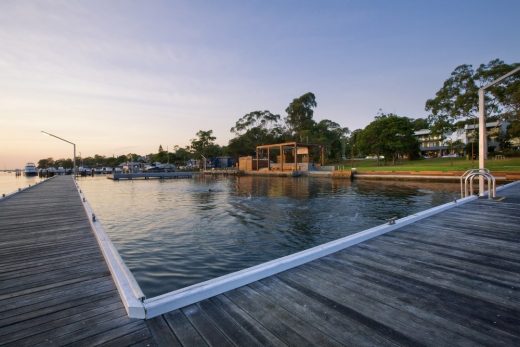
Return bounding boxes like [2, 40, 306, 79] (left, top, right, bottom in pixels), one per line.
[77, 175, 460, 297]
[0, 172, 43, 196]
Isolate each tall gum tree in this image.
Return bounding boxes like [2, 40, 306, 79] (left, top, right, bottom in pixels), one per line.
[426, 59, 520, 138]
[285, 92, 317, 142]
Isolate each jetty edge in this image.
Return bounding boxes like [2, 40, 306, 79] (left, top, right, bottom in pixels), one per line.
[144, 180, 520, 345]
[0, 176, 153, 345]
[140, 181, 518, 318]
[75, 180, 146, 318]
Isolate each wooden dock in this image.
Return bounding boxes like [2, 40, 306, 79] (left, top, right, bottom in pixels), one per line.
[109, 172, 193, 180]
[1, 175, 519, 346]
[146, 182, 520, 346]
[202, 169, 241, 176]
[0, 176, 154, 346]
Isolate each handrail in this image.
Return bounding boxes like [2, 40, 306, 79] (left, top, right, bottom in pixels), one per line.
[460, 169, 496, 199]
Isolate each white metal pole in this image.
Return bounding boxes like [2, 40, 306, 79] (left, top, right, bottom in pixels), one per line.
[73, 143, 76, 178]
[478, 89, 486, 196]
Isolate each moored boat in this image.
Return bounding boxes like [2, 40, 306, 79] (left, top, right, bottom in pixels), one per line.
[24, 163, 38, 176]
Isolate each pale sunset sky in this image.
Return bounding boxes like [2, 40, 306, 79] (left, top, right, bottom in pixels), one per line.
[1, 0, 519, 168]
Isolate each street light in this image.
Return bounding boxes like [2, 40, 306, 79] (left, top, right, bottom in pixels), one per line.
[41, 131, 76, 177]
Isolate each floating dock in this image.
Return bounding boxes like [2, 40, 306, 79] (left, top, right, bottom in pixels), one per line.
[1, 176, 519, 345]
[202, 169, 241, 176]
[108, 172, 193, 180]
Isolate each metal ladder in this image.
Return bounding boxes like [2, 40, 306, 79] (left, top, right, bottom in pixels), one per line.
[460, 169, 496, 199]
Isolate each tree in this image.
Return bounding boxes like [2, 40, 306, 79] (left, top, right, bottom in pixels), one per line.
[357, 113, 419, 165]
[346, 129, 363, 157]
[54, 158, 73, 168]
[412, 118, 429, 131]
[311, 119, 349, 161]
[230, 110, 282, 135]
[474, 59, 520, 121]
[228, 127, 280, 158]
[426, 59, 520, 126]
[227, 92, 350, 161]
[37, 157, 54, 169]
[427, 113, 454, 154]
[285, 92, 317, 141]
[228, 110, 285, 158]
[172, 146, 192, 165]
[190, 130, 220, 158]
[152, 145, 168, 163]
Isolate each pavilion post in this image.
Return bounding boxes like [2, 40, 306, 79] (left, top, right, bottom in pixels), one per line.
[267, 147, 270, 170]
[294, 144, 297, 171]
[256, 148, 259, 171]
[280, 145, 283, 171]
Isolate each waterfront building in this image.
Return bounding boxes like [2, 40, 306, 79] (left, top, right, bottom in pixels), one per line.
[414, 120, 509, 158]
[239, 142, 325, 172]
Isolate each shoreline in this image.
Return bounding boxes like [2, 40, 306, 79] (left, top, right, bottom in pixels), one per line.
[242, 169, 520, 182]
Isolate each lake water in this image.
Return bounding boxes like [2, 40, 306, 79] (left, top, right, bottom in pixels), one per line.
[0, 172, 43, 196]
[77, 175, 460, 297]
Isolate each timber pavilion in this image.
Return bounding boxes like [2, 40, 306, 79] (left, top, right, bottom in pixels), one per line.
[239, 142, 325, 172]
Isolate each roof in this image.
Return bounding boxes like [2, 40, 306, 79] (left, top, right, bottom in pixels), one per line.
[465, 121, 500, 130]
[256, 142, 324, 150]
[414, 129, 431, 135]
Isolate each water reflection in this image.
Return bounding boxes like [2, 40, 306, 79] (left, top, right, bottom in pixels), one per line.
[78, 175, 460, 297]
[0, 172, 43, 196]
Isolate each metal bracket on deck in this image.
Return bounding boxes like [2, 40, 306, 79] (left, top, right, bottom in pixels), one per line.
[387, 217, 397, 225]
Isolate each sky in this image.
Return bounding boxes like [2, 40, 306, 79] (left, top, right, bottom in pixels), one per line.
[1, 0, 519, 169]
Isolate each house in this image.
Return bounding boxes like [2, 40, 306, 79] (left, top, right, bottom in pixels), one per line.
[414, 121, 508, 157]
[414, 129, 448, 157]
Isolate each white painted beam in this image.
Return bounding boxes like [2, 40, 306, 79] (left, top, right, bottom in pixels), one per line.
[75, 181, 146, 319]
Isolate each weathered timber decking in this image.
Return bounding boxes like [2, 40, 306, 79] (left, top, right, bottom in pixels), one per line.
[2, 175, 519, 346]
[147, 182, 520, 346]
[0, 176, 154, 346]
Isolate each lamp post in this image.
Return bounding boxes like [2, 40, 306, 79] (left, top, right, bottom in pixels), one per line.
[478, 66, 520, 195]
[41, 131, 76, 178]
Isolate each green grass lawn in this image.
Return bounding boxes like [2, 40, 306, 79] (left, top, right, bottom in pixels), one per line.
[334, 157, 520, 172]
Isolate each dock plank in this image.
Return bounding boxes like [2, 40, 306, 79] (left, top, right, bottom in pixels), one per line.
[147, 182, 520, 346]
[0, 176, 153, 346]
[4, 175, 520, 346]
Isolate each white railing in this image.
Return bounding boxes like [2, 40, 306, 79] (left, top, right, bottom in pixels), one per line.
[460, 169, 496, 199]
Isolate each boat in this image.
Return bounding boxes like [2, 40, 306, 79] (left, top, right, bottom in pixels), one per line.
[24, 163, 38, 176]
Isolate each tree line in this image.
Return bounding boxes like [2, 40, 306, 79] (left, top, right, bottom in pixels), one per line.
[37, 58, 519, 169]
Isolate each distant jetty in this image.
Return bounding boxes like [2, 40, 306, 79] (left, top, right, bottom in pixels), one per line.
[108, 172, 193, 180]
